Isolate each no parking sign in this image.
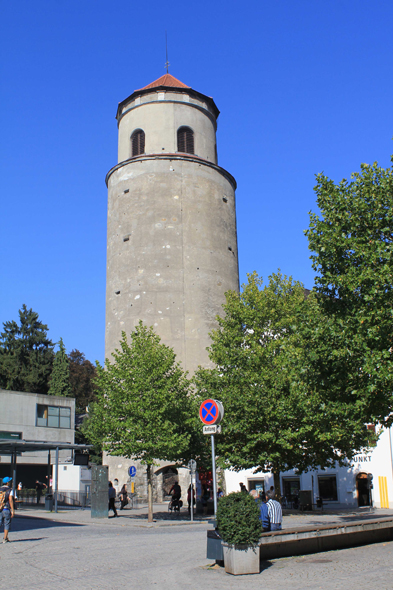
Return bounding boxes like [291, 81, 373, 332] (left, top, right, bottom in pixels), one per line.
[199, 399, 224, 425]
[198, 399, 224, 518]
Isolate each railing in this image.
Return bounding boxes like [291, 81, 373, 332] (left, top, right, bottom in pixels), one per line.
[16, 489, 91, 508]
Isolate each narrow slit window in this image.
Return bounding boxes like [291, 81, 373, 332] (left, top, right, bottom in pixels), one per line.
[131, 129, 145, 156]
[177, 126, 194, 154]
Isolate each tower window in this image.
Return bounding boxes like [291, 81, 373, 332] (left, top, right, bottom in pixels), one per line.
[177, 126, 194, 154]
[131, 129, 145, 156]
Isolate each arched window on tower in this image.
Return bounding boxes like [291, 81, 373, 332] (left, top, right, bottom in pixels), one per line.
[131, 129, 145, 157]
[177, 126, 194, 154]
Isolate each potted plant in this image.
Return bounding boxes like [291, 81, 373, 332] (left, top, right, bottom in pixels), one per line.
[216, 491, 262, 575]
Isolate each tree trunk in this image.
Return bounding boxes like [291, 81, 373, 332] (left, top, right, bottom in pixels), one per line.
[147, 464, 153, 523]
[273, 468, 282, 503]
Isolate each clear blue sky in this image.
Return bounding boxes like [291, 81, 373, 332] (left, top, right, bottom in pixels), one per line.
[1, 1, 392, 364]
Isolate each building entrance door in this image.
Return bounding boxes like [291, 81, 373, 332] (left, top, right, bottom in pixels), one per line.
[282, 478, 300, 508]
[357, 473, 370, 507]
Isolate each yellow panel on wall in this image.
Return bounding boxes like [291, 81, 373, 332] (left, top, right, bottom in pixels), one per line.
[378, 476, 389, 508]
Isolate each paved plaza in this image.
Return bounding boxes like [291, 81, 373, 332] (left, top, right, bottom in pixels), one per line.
[1, 505, 393, 589]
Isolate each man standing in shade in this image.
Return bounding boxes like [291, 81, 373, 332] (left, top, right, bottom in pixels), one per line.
[266, 496, 282, 531]
[35, 479, 47, 504]
[0, 477, 14, 543]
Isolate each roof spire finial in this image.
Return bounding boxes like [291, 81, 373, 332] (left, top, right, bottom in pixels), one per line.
[165, 31, 170, 74]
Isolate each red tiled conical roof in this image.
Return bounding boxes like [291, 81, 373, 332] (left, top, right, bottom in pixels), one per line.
[137, 74, 190, 91]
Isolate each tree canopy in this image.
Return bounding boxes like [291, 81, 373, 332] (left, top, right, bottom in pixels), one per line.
[306, 158, 393, 426]
[0, 305, 54, 393]
[68, 349, 97, 412]
[48, 337, 72, 397]
[195, 272, 376, 492]
[83, 321, 200, 521]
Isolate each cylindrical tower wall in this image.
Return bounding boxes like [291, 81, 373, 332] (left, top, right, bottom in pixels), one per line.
[105, 156, 238, 373]
[118, 93, 217, 163]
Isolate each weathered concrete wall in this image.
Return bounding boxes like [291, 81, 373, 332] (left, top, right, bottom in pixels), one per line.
[105, 156, 238, 373]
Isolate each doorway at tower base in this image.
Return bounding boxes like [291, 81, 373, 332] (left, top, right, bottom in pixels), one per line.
[103, 452, 195, 507]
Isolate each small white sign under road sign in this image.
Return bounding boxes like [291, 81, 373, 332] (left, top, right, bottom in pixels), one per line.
[203, 425, 222, 435]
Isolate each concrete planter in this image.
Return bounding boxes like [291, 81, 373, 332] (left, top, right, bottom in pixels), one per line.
[222, 543, 260, 575]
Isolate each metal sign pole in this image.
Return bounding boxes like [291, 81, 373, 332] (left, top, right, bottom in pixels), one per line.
[54, 446, 59, 513]
[211, 434, 217, 516]
[190, 474, 194, 522]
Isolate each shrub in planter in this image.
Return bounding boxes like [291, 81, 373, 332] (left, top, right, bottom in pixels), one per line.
[216, 492, 262, 575]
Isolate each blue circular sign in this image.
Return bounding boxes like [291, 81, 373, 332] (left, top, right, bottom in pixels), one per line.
[129, 465, 136, 477]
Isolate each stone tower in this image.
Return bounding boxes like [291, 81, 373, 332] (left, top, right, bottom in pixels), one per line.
[105, 73, 239, 374]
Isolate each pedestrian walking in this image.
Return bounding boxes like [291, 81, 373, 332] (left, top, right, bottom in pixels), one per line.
[266, 497, 282, 531]
[108, 481, 118, 517]
[120, 484, 128, 510]
[0, 477, 14, 543]
[35, 480, 47, 504]
[187, 484, 195, 514]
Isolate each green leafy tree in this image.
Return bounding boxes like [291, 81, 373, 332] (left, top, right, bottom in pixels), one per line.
[195, 272, 376, 495]
[0, 305, 54, 393]
[48, 338, 72, 397]
[306, 158, 393, 426]
[83, 321, 200, 522]
[68, 349, 97, 412]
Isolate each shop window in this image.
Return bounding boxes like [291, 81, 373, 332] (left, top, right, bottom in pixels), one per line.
[247, 479, 265, 495]
[318, 475, 338, 501]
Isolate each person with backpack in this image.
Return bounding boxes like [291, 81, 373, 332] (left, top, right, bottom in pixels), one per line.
[0, 477, 14, 543]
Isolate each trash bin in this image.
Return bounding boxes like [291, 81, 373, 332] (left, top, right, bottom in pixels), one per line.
[207, 529, 224, 562]
[45, 494, 53, 511]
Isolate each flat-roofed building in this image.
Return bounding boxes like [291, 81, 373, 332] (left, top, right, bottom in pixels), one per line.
[0, 389, 75, 487]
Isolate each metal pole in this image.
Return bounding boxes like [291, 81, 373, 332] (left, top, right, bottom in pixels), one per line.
[12, 452, 16, 502]
[47, 450, 51, 493]
[54, 446, 59, 513]
[190, 473, 194, 522]
[211, 434, 217, 516]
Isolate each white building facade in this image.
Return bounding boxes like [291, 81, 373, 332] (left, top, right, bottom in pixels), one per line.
[225, 426, 393, 509]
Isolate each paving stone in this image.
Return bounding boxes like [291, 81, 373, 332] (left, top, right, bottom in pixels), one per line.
[1, 506, 393, 589]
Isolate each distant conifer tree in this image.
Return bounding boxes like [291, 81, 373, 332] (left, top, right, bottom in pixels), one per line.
[48, 337, 72, 397]
[0, 305, 54, 393]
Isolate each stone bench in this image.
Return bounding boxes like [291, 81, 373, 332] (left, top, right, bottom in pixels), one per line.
[259, 517, 393, 561]
[207, 517, 393, 563]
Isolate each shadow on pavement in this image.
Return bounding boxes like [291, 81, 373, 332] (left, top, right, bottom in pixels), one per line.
[119, 509, 208, 522]
[10, 515, 84, 532]
[6, 537, 49, 543]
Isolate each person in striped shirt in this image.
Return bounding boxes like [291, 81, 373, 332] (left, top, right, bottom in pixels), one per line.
[266, 497, 282, 531]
